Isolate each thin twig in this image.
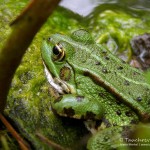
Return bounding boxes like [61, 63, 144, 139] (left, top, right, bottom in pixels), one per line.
[36, 132, 70, 150]
[0, 113, 30, 150]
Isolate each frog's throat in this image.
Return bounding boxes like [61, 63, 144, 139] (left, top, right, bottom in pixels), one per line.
[43, 62, 71, 94]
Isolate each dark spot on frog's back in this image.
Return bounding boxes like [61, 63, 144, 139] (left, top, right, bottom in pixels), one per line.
[105, 56, 110, 60]
[130, 119, 139, 124]
[125, 111, 132, 117]
[116, 100, 121, 105]
[133, 71, 140, 76]
[60, 66, 71, 81]
[124, 80, 130, 86]
[117, 66, 123, 70]
[116, 110, 121, 116]
[95, 61, 101, 65]
[76, 96, 84, 102]
[102, 50, 107, 54]
[98, 92, 103, 97]
[63, 107, 75, 117]
[136, 96, 142, 102]
[121, 60, 126, 64]
[98, 92, 106, 98]
[85, 111, 96, 120]
[102, 68, 109, 74]
[147, 99, 150, 105]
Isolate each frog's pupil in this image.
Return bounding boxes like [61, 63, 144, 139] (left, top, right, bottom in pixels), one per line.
[53, 46, 60, 55]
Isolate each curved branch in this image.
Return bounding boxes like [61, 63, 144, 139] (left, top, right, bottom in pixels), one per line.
[0, 0, 61, 112]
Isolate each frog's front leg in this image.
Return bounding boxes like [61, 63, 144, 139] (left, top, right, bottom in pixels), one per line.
[51, 94, 104, 120]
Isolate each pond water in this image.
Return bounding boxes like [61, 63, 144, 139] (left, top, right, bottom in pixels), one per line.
[60, 0, 150, 16]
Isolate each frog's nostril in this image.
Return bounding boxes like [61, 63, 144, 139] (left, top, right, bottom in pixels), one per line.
[48, 37, 51, 41]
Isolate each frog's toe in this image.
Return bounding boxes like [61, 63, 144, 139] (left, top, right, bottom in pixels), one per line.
[52, 94, 104, 120]
[87, 126, 123, 150]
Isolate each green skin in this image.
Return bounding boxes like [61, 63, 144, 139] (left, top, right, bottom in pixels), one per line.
[41, 29, 150, 127]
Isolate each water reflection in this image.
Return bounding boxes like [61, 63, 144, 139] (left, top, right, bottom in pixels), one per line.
[60, 0, 97, 16]
[60, 0, 150, 16]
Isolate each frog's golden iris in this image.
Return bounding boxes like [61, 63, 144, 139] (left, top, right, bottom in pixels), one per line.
[52, 43, 65, 61]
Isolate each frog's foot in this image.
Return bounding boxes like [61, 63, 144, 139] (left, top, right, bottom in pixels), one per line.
[84, 120, 100, 134]
[51, 94, 104, 120]
[87, 126, 123, 150]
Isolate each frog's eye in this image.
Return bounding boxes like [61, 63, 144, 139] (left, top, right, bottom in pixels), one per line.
[52, 43, 65, 61]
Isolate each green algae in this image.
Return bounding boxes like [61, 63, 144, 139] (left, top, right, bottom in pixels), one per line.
[86, 4, 150, 61]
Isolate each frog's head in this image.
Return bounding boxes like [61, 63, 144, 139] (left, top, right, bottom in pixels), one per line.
[41, 29, 94, 95]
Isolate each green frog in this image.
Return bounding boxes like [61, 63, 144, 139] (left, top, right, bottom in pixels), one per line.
[41, 29, 150, 148]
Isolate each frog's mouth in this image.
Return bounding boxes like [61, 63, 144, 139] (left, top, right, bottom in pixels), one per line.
[43, 63, 72, 95]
